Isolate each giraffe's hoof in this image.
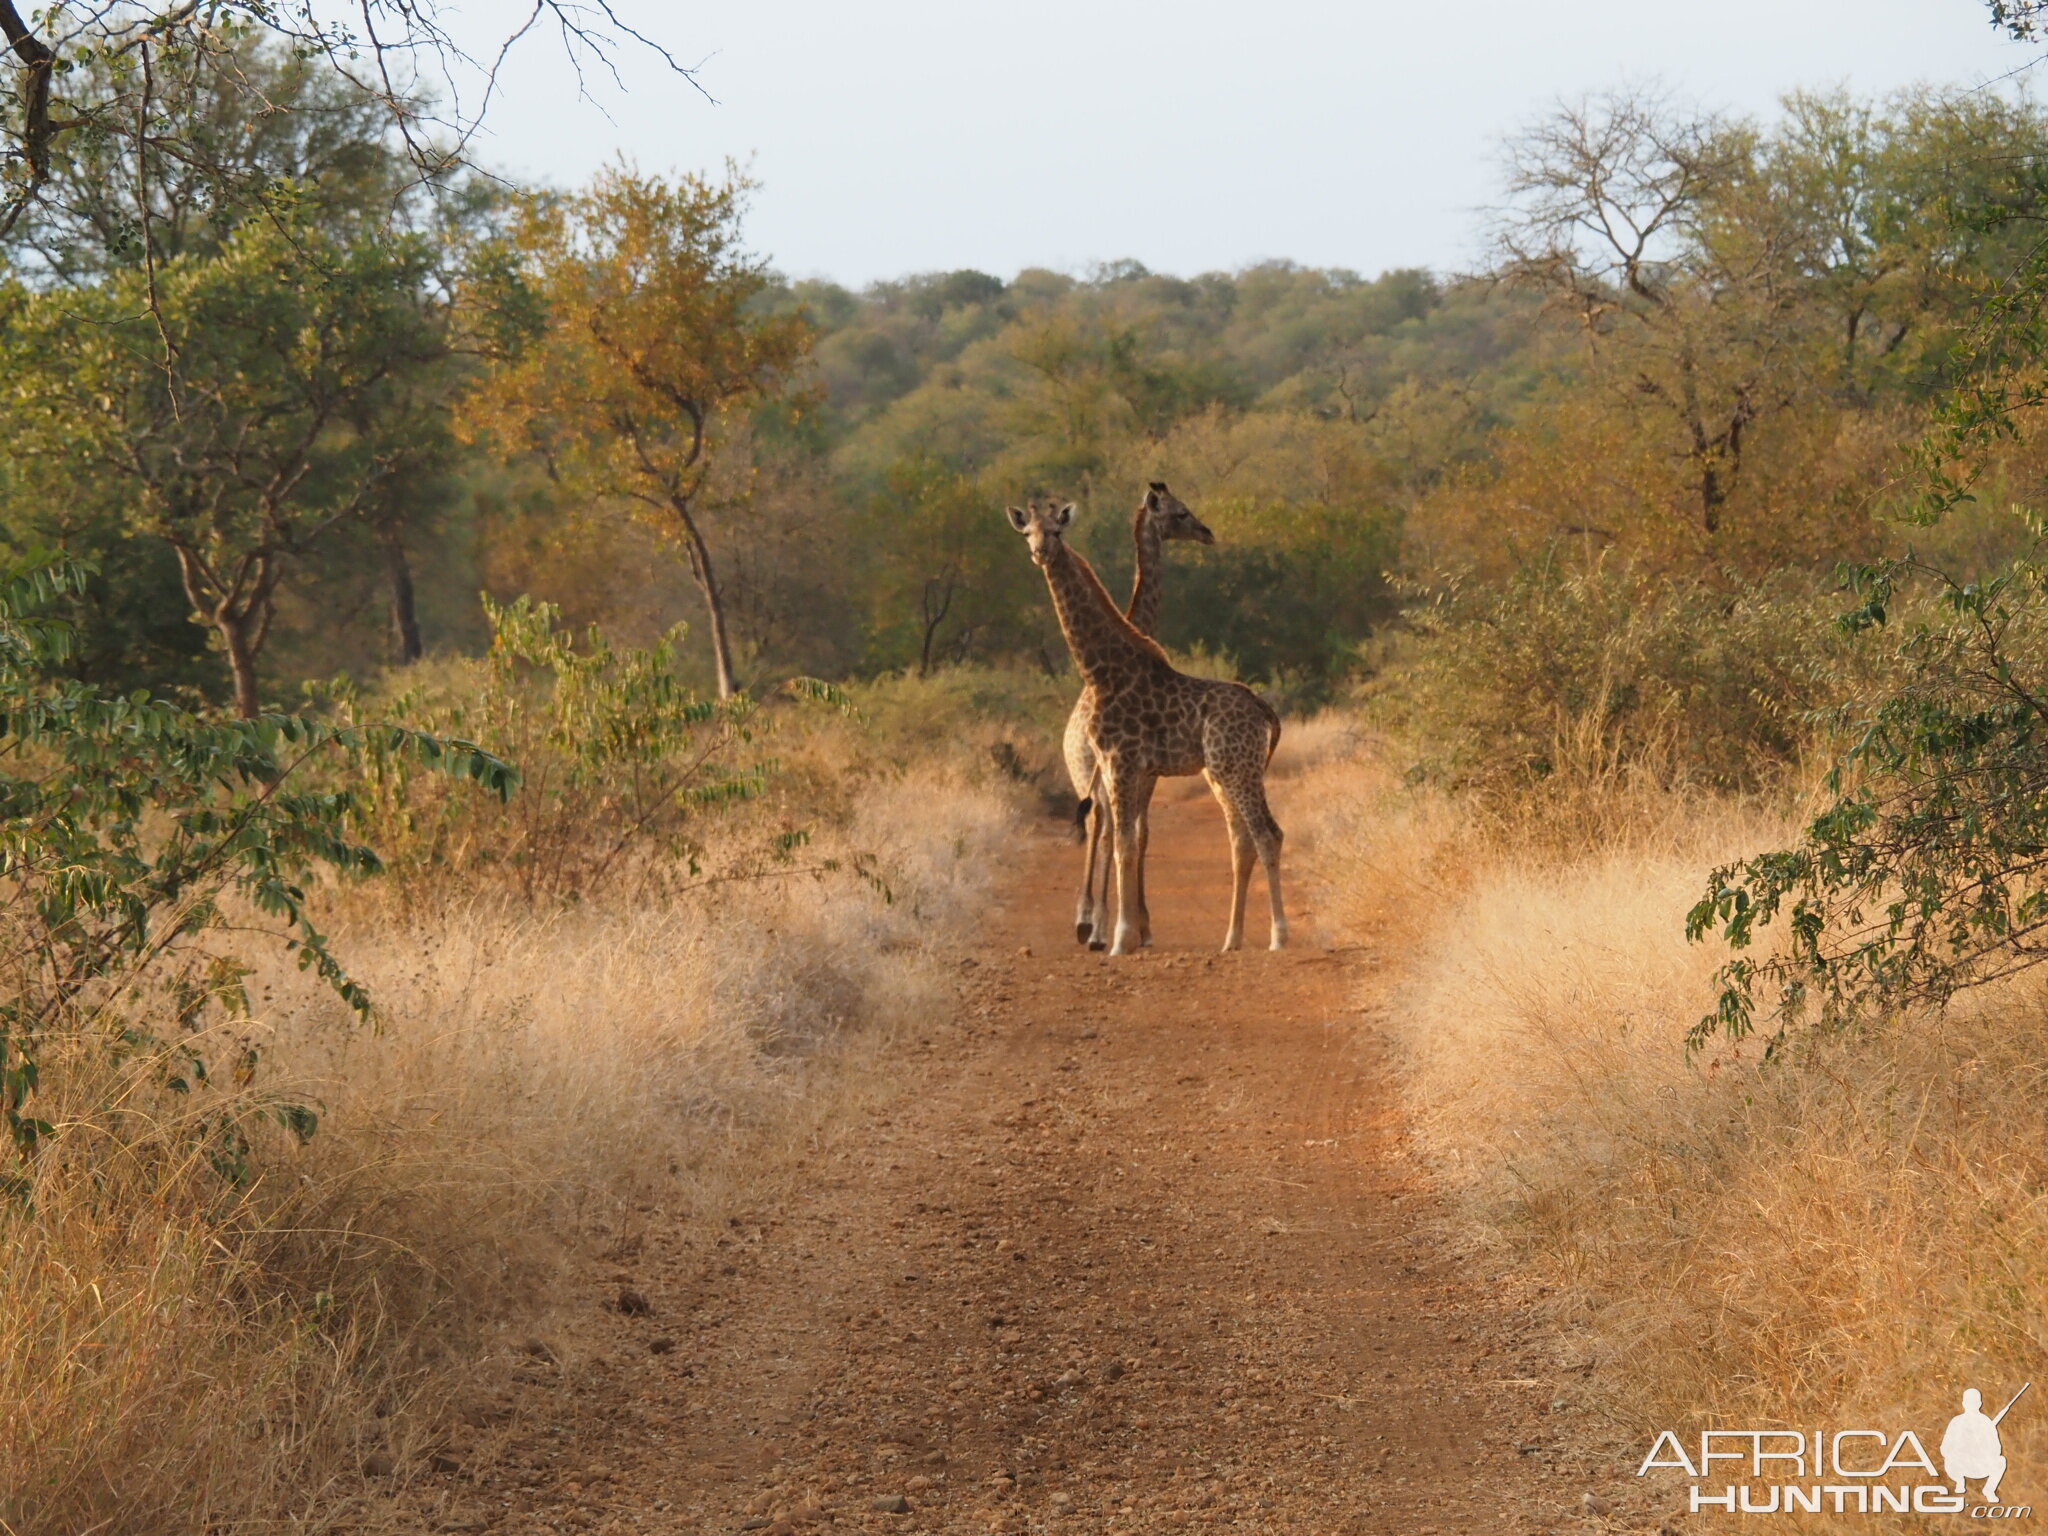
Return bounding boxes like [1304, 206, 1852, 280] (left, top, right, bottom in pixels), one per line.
[1074, 922, 1093, 944]
[1088, 939, 1107, 953]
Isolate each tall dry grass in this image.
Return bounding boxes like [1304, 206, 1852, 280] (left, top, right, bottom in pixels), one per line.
[1297, 727, 2048, 1530]
[2, 708, 1018, 1534]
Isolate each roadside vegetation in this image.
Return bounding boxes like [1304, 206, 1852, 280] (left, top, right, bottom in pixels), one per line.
[1294, 63, 2048, 1530]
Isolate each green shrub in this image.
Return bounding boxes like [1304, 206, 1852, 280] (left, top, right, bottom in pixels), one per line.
[326, 596, 770, 903]
[0, 553, 511, 1160]
[1376, 552, 1891, 802]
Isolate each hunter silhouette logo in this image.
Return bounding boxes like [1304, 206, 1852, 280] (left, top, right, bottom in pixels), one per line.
[1945, 1385, 2028, 1505]
[1638, 1383, 2033, 1518]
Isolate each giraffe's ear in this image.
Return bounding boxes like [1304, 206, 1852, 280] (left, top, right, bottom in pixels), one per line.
[1005, 505, 1030, 532]
[1054, 503, 1075, 528]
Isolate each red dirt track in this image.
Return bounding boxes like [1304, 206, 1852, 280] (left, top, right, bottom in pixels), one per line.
[389, 780, 1608, 1535]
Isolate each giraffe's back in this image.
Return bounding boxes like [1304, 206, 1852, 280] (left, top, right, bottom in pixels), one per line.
[1092, 672, 1274, 781]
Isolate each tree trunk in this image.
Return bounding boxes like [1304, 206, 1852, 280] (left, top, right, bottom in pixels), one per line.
[918, 574, 954, 679]
[218, 610, 262, 718]
[171, 542, 268, 717]
[672, 504, 738, 699]
[380, 523, 424, 664]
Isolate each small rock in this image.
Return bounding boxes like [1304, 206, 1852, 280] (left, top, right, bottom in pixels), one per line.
[616, 1287, 652, 1316]
[649, 1337, 676, 1355]
[1016, 946, 1033, 958]
[1054, 1370, 1082, 1389]
[738, 1522, 773, 1533]
[1582, 1492, 1613, 1517]
[1049, 1491, 1073, 1509]
[362, 1451, 395, 1478]
[872, 1494, 911, 1514]
[906, 1474, 933, 1491]
[428, 1452, 462, 1475]
[1102, 1360, 1126, 1381]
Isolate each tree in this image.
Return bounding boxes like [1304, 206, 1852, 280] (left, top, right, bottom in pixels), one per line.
[0, 39, 515, 692]
[0, 210, 451, 715]
[460, 168, 813, 699]
[1487, 87, 2048, 562]
[1681, 76, 2048, 1047]
[1493, 90, 1796, 534]
[0, 3, 694, 240]
[859, 455, 1037, 676]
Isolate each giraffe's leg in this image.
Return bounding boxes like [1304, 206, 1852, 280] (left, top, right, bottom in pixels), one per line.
[1083, 766, 1110, 951]
[1065, 701, 1100, 943]
[1075, 760, 1105, 945]
[1135, 803, 1153, 946]
[1106, 765, 1157, 957]
[1216, 769, 1286, 951]
[1208, 771, 1254, 952]
[1249, 782, 1288, 951]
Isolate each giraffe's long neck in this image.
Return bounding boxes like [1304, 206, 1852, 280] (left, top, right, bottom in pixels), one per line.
[1126, 510, 1165, 636]
[1040, 540, 1161, 689]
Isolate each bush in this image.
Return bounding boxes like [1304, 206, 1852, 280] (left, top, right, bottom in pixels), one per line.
[1376, 552, 1887, 810]
[1693, 542, 2048, 1045]
[326, 596, 772, 903]
[0, 554, 511, 1160]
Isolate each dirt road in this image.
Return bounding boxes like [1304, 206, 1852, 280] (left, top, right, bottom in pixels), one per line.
[395, 782, 1616, 1535]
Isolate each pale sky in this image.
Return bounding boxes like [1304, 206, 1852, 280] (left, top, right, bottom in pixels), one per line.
[447, 0, 2036, 287]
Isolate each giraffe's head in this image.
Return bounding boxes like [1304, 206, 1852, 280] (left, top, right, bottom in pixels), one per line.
[1005, 499, 1078, 566]
[1143, 481, 1214, 544]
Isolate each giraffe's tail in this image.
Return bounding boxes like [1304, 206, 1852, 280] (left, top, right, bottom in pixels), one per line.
[1258, 693, 1282, 766]
[1072, 763, 1103, 843]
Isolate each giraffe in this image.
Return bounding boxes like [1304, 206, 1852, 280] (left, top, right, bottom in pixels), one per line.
[1066, 482, 1214, 950]
[1007, 499, 1286, 956]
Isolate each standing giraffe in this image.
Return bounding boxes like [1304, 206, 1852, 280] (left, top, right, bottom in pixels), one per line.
[1007, 499, 1286, 956]
[1067, 482, 1214, 949]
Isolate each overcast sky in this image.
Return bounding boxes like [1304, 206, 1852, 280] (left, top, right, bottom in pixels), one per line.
[452, 0, 2036, 288]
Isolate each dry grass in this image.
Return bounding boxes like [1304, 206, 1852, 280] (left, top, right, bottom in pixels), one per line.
[1, 725, 1018, 1534]
[1297, 726, 2048, 1529]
